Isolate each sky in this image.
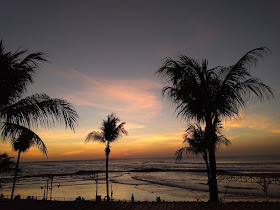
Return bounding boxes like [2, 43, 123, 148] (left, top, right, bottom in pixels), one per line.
[1, 0, 280, 161]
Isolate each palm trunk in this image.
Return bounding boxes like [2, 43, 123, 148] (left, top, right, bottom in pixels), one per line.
[11, 151, 21, 199]
[208, 145, 219, 201]
[46, 179, 49, 200]
[105, 144, 110, 201]
[50, 177, 53, 201]
[206, 116, 219, 202]
[203, 152, 210, 183]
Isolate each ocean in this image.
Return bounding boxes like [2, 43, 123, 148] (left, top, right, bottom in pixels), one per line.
[0, 156, 279, 202]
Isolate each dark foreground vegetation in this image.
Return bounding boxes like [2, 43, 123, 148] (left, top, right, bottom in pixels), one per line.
[0, 200, 280, 210]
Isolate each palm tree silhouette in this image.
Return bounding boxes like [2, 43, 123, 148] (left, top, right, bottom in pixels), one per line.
[10, 125, 47, 199]
[176, 123, 230, 183]
[0, 152, 16, 174]
[0, 40, 78, 148]
[157, 47, 273, 201]
[85, 113, 127, 201]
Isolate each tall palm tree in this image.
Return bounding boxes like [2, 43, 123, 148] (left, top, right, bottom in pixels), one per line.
[0, 40, 78, 145]
[157, 47, 273, 201]
[10, 125, 47, 199]
[85, 113, 127, 201]
[176, 123, 230, 183]
[0, 152, 16, 174]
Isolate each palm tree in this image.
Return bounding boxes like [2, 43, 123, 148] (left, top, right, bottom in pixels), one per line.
[176, 123, 230, 183]
[85, 113, 127, 201]
[10, 125, 47, 199]
[0, 152, 16, 194]
[0, 40, 78, 146]
[157, 47, 273, 201]
[0, 153, 16, 174]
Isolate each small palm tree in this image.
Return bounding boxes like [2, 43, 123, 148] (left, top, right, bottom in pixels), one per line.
[0, 153, 16, 174]
[85, 113, 127, 201]
[176, 123, 230, 183]
[10, 125, 47, 199]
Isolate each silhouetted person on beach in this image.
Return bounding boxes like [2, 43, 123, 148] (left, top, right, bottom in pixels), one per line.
[131, 194, 134, 202]
[156, 196, 161, 202]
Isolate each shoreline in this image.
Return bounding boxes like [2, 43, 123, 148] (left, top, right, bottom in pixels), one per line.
[1, 157, 279, 203]
[1, 170, 279, 180]
[1, 171, 279, 203]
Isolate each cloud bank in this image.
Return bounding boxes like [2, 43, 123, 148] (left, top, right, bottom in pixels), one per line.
[46, 66, 162, 123]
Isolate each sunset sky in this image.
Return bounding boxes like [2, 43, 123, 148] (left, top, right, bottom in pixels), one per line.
[1, 0, 280, 161]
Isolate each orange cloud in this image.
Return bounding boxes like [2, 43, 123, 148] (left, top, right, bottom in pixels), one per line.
[62, 150, 85, 156]
[223, 113, 280, 134]
[46, 66, 162, 122]
[269, 129, 280, 134]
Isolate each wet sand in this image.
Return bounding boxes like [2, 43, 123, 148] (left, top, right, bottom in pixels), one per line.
[0, 200, 280, 210]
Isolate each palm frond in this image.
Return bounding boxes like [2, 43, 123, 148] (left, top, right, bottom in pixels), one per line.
[0, 152, 16, 173]
[157, 56, 213, 122]
[1, 93, 78, 132]
[175, 146, 200, 160]
[216, 135, 231, 146]
[215, 47, 274, 118]
[178, 122, 230, 160]
[238, 78, 274, 101]
[4, 123, 47, 156]
[111, 122, 128, 143]
[175, 147, 186, 160]
[19, 52, 47, 68]
[85, 131, 105, 143]
[232, 47, 271, 71]
[175, 147, 187, 160]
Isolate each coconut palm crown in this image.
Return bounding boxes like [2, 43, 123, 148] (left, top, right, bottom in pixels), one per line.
[10, 125, 46, 199]
[86, 113, 128, 144]
[157, 48, 273, 123]
[176, 122, 230, 182]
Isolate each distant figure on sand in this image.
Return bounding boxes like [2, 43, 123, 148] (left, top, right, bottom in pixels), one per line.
[156, 196, 161, 202]
[131, 194, 134, 202]
[14, 194, 20, 200]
